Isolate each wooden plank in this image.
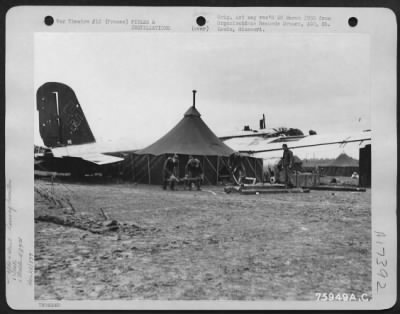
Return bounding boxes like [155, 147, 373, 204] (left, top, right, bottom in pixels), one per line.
[306, 186, 366, 192]
[241, 183, 285, 190]
[241, 188, 309, 195]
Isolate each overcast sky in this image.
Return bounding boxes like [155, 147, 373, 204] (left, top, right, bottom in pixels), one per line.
[34, 32, 370, 149]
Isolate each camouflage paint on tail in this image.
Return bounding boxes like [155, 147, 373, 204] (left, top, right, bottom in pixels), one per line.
[37, 82, 95, 148]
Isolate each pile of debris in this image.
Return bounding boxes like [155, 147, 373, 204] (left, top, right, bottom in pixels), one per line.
[35, 213, 154, 236]
[35, 184, 157, 237]
[35, 186, 76, 213]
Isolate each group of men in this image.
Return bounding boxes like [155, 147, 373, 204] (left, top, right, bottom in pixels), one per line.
[162, 154, 203, 191]
[162, 144, 294, 190]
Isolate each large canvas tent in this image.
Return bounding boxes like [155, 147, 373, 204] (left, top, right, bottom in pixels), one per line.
[136, 106, 234, 156]
[321, 153, 359, 177]
[122, 103, 263, 184]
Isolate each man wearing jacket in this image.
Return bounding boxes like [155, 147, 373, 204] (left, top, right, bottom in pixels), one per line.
[162, 154, 179, 190]
[282, 144, 294, 188]
[185, 155, 203, 190]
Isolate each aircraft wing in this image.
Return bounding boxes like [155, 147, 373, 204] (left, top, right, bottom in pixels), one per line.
[224, 131, 371, 160]
[50, 144, 124, 165]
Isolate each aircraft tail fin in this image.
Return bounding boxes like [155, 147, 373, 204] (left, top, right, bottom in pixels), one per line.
[36, 82, 96, 148]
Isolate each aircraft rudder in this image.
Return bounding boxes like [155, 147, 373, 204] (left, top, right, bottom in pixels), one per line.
[36, 82, 96, 148]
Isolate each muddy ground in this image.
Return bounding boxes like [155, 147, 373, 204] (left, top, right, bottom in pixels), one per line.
[34, 179, 371, 300]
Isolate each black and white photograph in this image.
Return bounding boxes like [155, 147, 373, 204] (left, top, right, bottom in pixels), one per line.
[5, 5, 397, 310]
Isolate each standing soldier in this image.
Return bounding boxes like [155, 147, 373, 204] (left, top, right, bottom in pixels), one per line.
[282, 144, 294, 188]
[162, 154, 179, 190]
[185, 155, 203, 190]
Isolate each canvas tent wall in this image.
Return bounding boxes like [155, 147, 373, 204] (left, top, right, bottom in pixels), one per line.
[122, 153, 263, 185]
[129, 104, 263, 184]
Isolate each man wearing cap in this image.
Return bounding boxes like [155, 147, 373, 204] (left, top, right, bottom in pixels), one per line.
[185, 155, 203, 190]
[162, 154, 179, 190]
[282, 144, 294, 188]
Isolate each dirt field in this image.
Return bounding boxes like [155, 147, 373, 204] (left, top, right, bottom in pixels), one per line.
[34, 179, 371, 300]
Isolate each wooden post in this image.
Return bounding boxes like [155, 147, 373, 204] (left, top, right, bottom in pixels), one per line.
[132, 155, 135, 181]
[147, 155, 151, 184]
[202, 156, 209, 184]
[99, 207, 109, 220]
[216, 156, 220, 183]
[51, 175, 54, 194]
[255, 159, 257, 177]
[177, 156, 180, 179]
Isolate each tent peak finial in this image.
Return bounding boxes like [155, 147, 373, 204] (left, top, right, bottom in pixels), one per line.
[192, 90, 197, 108]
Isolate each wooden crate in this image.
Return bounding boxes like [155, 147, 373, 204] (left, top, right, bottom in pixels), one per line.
[293, 172, 320, 187]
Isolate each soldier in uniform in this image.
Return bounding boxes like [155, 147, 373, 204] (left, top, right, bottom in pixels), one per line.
[281, 144, 294, 188]
[162, 154, 179, 190]
[185, 155, 203, 190]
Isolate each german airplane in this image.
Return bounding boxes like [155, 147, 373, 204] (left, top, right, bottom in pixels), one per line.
[35, 82, 134, 176]
[219, 115, 371, 179]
